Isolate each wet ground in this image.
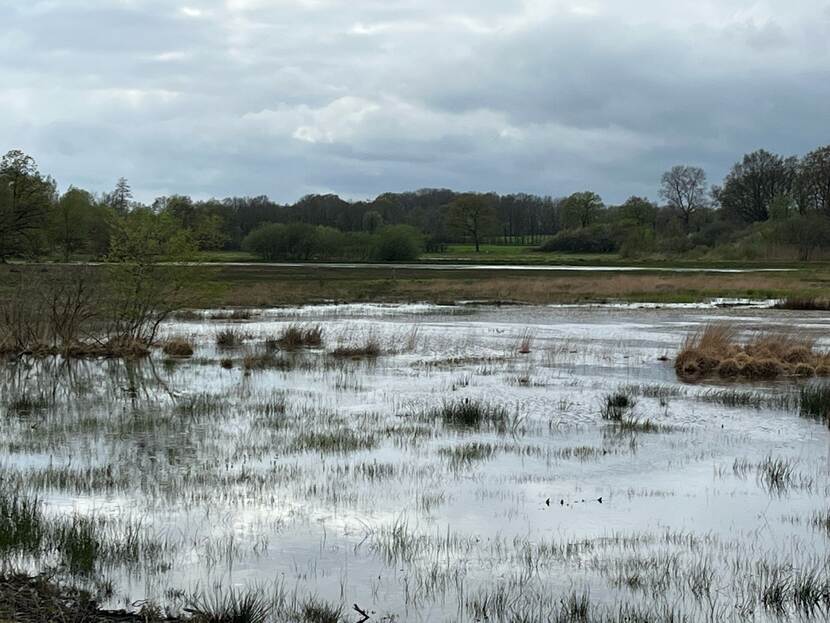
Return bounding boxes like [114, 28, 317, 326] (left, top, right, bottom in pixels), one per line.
[1, 303, 828, 622]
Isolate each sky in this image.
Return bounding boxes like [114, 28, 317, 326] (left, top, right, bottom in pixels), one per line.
[1, 1, 829, 204]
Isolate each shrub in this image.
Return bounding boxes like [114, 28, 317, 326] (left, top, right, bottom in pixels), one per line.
[538, 225, 618, 254]
[162, 336, 194, 357]
[370, 225, 423, 262]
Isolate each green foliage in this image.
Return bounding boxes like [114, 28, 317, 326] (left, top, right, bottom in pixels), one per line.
[540, 224, 618, 254]
[0, 150, 54, 260]
[560, 191, 604, 229]
[370, 225, 422, 261]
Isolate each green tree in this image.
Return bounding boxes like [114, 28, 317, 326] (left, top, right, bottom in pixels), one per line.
[798, 145, 830, 214]
[370, 225, 422, 261]
[0, 150, 54, 261]
[618, 196, 657, 229]
[111, 177, 132, 215]
[362, 210, 384, 233]
[717, 150, 795, 223]
[49, 187, 94, 261]
[448, 193, 498, 252]
[560, 191, 604, 229]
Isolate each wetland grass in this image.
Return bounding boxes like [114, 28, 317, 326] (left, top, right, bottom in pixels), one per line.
[800, 384, 830, 426]
[329, 334, 381, 359]
[433, 399, 509, 430]
[268, 324, 323, 350]
[215, 328, 244, 349]
[675, 323, 829, 381]
[162, 336, 195, 358]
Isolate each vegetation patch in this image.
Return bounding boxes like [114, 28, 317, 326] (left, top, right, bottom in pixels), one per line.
[329, 335, 381, 359]
[268, 324, 323, 350]
[432, 399, 509, 431]
[675, 324, 829, 382]
[799, 384, 830, 427]
[162, 336, 194, 358]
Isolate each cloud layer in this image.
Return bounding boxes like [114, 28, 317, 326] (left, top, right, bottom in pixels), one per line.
[2, 0, 829, 203]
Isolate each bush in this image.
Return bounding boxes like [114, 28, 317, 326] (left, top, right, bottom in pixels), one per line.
[538, 225, 618, 254]
[162, 336, 194, 357]
[370, 225, 423, 261]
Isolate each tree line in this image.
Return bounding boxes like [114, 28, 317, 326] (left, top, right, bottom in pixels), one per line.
[1, 143, 829, 262]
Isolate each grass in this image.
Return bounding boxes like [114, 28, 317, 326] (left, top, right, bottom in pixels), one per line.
[433, 399, 508, 430]
[438, 442, 497, 467]
[290, 429, 377, 454]
[675, 323, 830, 381]
[329, 334, 381, 359]
[800, 384, 830, 427]
[216, 328, 244, 349]
[4, 262, 827, 307]
[600, 391, 636, 421]
[162, 336, 194, 357]
[186, 589, 271, 623]
[268, 324, 323, 350]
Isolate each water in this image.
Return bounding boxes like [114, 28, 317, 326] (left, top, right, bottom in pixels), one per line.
[1, 304, 828, 621]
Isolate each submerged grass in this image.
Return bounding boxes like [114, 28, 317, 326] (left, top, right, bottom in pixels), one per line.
[433, 399, 509, 431]
[800, 384, 830, 427]
[268, 324, 323, 350]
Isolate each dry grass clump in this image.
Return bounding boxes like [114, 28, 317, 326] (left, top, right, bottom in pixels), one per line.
[215, 328, 244, 349]
[330, 335, 381, 359]
[676, 324, 828, 381]
[162, 336, 194, 358]
[267, 324, 323, 350]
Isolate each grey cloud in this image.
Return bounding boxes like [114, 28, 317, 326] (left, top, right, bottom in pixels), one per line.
[0, 0, 828, 203]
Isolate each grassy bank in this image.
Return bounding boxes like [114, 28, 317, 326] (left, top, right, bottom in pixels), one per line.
[3, 263, 827, 309]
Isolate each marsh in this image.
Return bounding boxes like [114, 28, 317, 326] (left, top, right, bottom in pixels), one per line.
[1, 303, 829, 622]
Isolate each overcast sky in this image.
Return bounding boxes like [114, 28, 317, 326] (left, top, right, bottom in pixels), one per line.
[2, 1, 829, 204]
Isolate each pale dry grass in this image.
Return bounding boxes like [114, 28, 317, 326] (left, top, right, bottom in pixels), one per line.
[675, 324, 828, 381]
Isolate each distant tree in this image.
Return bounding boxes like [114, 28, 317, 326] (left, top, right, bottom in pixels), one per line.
[49, 187, 94, 261]
[560, 191, 603, 229]
[111, 177, 133, 215]
[0, 150, 54, 260]
[717, 150, 796, 223]
[798, 145, 830, 215]
[618, 196, 657, 230]
[660, 165, 708, 231]
[370, 225, 422, 261]
[362, 210, 384, 233]
[776, 213, 830, 261]
[448, 193, 498, 252]
[193, 214, 227, 251]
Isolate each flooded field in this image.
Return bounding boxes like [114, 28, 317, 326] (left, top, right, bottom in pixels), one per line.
[2, 303, 829, 622]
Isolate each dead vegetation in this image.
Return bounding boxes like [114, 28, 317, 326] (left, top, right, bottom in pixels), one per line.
[675, 324, 830, 381]
[162, 337, 194, 358]
[267, 324, 323, 350]
[329, 334, 381, 359]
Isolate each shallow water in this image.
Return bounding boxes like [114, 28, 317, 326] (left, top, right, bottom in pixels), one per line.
[1, 304, 828, 622]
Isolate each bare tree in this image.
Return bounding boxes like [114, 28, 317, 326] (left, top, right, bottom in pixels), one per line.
[660, 165, 708, 231]
[448, 193, 498, 252]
